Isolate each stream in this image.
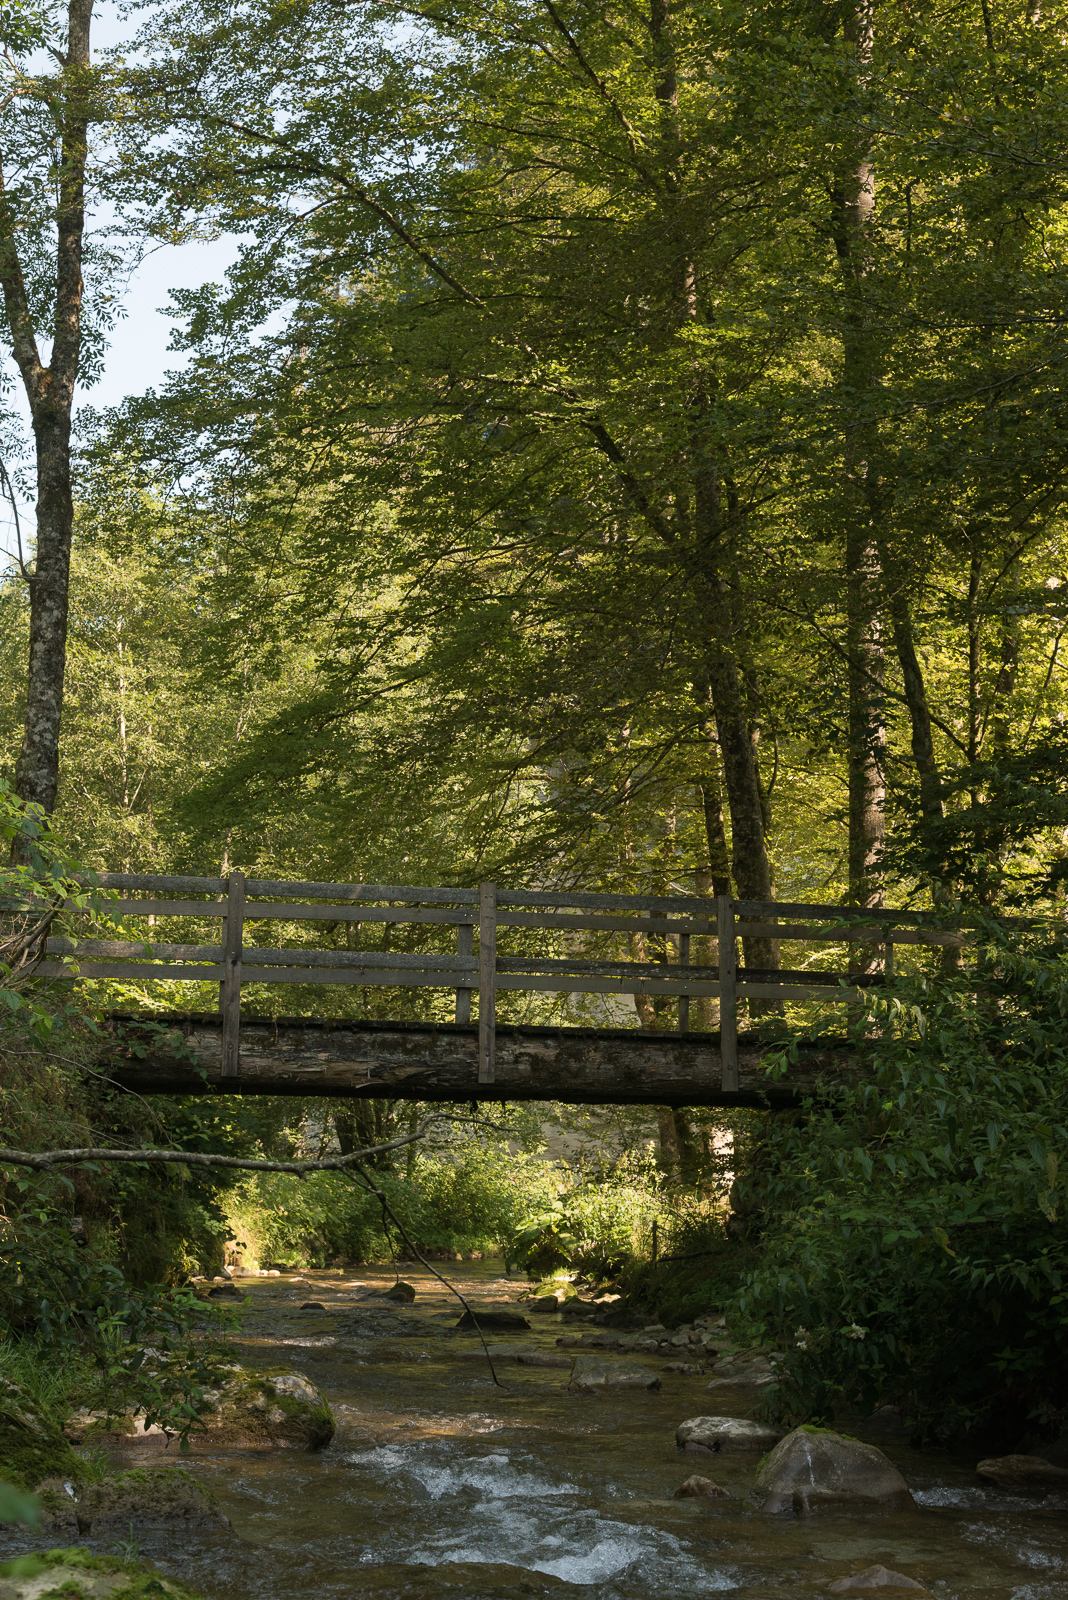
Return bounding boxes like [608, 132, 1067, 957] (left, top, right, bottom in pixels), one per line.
[7, 1264, 1068, 1597]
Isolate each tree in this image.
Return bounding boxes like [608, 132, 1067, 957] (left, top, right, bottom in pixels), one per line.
[0, 0, 99, 819]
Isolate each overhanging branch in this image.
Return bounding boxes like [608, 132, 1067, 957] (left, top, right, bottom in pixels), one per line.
[0, 1116, 447, 1174]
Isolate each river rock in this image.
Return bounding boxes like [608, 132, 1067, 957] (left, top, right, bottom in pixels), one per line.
[568, 1355, 661, 1393]
[72, 1468, 231, 1534]
[382, 1281, 416, 1302]
[753, 1428, 914, 1514]
[455, 1307, 531, 1332]
[705, 1350, 779, 1388]
[0, 1548, 206, 1598]
[31, 1480, 78, 1534]
[827, 1567, 925, 1592]
[455, 1344, 571, 1368]
[526, 1292, 571, 1313]
[299, 1301, 326, 1310]
[0, 1379, 86, 1492]
[674, 1474, 731, 1499]
[676, 1416, 784, 1453]
[976, 1453, 1068, 1490]
[207, 1284, 244, 1300]
[197, 1368, 334, 1448]
[664, 1362, 705, 1376]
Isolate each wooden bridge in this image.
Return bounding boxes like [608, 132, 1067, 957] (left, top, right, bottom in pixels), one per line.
[38, 872, 966, 1106]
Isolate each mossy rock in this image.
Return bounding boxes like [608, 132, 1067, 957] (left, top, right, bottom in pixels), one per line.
[72, 1469, 229, 1535]
[0, 1383, 87, 1495]
[64, 1368, 333, 1453]
[0, 1547, 205, 1599]
[199, 1368, 334, 1450]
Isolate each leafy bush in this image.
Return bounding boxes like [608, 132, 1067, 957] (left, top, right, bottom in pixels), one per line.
[0, 1175, 231, 1447]
[224, 1141, 559, 1266]
[734, 933, 1068, 1445]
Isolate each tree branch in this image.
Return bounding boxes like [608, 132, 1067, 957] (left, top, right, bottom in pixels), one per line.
[0, 1117, 447, 1174]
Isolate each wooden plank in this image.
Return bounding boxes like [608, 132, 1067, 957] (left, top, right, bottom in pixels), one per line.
[498, 887, 716, 914]
[48, 938, 224, 960]
[718, 896, 738, 1092]
[455, 923, 473, 1024]
[479, 882, 496, 1084]
[221, 872, 245, 1078]
[496, 974, 722, 997]
[678, 932, 689, 1034]
[38, 964, 859, 1001]
[80, 900, 477, 927]
[35, 962, 226, 980]
[732, 898, 1004, 928]
[738, 921, 964, 947]
[239, 946, 475, 972]
[243, 879, 478, 904]
[497, 956, 718, 981]
[497, 911, 715, 935]
[94, 873, 227, 892]
[46, 938, 477, 973]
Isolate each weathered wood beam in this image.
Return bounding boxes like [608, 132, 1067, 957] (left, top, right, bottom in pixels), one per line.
[97, 1013, 859, 1108]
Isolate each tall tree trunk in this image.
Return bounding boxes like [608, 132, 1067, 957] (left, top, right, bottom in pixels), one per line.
[834, 0, 886, 916]
[0, 0, 93, 824]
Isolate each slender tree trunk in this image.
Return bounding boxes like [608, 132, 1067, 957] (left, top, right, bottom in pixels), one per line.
[0, 0, 92, 825]
[834, 0, 886, 917]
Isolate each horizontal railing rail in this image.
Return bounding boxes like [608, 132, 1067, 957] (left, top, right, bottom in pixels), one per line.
[33, 872, 1018, 1091]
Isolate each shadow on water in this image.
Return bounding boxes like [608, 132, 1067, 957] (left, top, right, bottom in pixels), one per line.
[4, 1264, 1067, 1598]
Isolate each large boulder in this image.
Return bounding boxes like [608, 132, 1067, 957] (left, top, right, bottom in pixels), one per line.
[976, 1454, 1068, 1490]
[0, 1380, 86, 1493]
[65, 1368, 334, 1452]
[676, 1415, 783, 1453]
[72, 1468, 230, 1534]
[753, 1428, 914, 1514]
[568, 1355, 661, 1393]
[198, 1368, 334, 1449]
[0, 1548, 206, 1599]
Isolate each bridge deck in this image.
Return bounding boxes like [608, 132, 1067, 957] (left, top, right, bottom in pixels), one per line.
[101, 1013, 857, 1108]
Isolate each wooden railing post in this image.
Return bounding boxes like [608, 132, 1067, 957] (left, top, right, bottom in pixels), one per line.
[455, 919, 474, 1023]
[221, 870, 245, 1079]
[717, 895, 738, 1091]
[678, 931, 690, 1033]
[478, 882, 496, 1084]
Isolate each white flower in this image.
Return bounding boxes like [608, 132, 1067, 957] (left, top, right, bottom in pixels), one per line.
[845, 1323, 868, 1341]
[794, 1326, 811, 1350]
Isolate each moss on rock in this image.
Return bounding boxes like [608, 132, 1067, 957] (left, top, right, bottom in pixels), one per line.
[73, 1469, 229, 1534]
[0, 1547, 206, 1599]
[0, 1383, 87, 1494]
[198, 1368, 333, 1450]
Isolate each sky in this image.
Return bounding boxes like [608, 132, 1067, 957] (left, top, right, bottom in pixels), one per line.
[0, 2, 239, 566]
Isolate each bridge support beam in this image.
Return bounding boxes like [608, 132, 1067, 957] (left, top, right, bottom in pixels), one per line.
[99, 1015, 856, 1108]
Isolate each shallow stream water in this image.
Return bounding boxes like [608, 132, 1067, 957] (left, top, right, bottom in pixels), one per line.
[6, 1264, 1068, 1597]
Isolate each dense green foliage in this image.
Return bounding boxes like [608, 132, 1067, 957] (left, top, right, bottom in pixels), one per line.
[734, 937, 1068, 1442]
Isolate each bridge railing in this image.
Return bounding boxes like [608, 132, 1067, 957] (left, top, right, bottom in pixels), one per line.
[37, 874, 975, 1091]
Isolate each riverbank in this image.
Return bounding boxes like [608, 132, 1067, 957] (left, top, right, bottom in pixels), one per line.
[3, 1264, 1066, 1597]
